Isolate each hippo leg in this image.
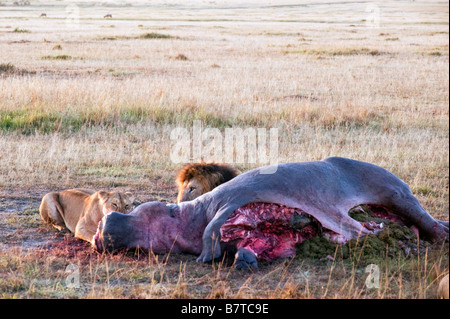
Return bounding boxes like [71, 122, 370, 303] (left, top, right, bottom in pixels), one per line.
[234, 248, 258, 270]
[198, 205, 240, 263]
[383, 193, 449, 242]
[438, 220, 449, 229]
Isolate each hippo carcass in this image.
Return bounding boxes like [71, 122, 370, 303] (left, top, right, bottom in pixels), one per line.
[94, 157, 449, 269]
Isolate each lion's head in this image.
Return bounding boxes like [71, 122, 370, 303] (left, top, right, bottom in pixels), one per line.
[176, 163, 239, 203]
[98, 191, 135, 215]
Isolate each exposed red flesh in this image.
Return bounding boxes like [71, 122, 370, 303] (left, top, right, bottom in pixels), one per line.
[220, 202, 418, 261]
[220, 202, 320, 261]
[364, 205, 408, 225]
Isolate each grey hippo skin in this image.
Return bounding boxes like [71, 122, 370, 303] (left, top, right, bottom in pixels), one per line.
[94, 157, 449, 264]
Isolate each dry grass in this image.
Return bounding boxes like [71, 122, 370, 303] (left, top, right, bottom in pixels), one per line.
[0, 0, 448, 299]
[0, 228, 447, 299]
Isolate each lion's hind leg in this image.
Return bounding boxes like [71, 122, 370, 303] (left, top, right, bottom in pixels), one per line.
[75, 218, 97, 244]
[39, 192, 66, 231]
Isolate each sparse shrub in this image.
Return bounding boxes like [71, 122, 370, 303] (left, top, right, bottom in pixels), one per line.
[327, 48, 382, 56]
[52, 44, 62, 50]
[13, 1, 30, 6]
[283, 47, 384, 56]
[174, 54, 188, 61]
[139, 32, 171, 39]
[0, 63, 34, 76]
[13, 27, 30, 33]
[0, 63, 15, 74]
[41, 55, 72, 60]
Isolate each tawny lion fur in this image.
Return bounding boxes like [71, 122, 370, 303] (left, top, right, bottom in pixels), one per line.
[39, 188, 134, 244]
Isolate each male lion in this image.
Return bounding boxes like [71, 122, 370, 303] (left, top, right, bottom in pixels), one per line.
[39, 188, 134, 244]
[176, 162, 239, 203]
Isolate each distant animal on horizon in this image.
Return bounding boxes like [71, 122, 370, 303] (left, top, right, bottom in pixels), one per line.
[104, 14, 112, 18]
[40, 13, 47, 17]
[176, 162, 239, 203]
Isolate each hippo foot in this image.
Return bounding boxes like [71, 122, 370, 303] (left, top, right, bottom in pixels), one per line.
[196, 244, 222, 263]
[234, 248, 258, 270]
[196, 254, 211, 263]
[428, 221, 449, 243]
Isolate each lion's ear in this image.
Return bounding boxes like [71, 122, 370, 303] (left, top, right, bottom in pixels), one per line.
[98, 191, 109, 204]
